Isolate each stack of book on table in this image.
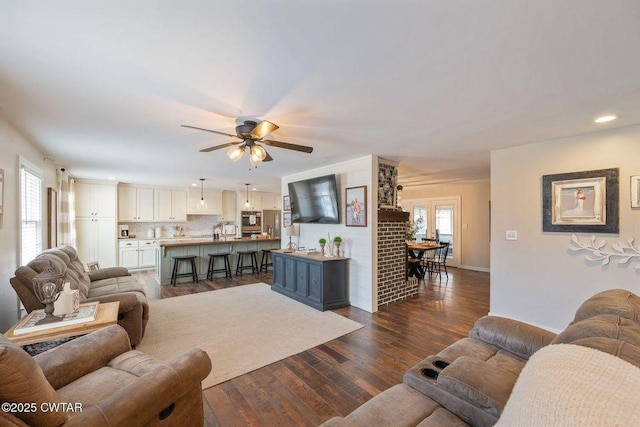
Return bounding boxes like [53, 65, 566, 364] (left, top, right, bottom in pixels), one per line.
[13, 301, 99, 335]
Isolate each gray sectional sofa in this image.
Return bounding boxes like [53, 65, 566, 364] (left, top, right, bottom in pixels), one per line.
[10, 245, 149, 346]
[322, 289, 640, 426]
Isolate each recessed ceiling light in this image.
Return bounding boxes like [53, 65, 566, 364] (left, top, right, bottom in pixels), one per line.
[107, 176, 117, 180]
[594, 115, 618, 123]
[191, 183, 198, 187]
[252, 187, 257, 191]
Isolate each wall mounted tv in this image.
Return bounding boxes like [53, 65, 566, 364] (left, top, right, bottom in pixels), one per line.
[288, 174, 340, 224]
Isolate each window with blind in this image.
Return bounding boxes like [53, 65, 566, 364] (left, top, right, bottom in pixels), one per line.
[20, 160, 43, 264]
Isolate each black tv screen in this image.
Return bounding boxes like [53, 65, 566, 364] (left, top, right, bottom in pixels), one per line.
[288, 174, 340, 224]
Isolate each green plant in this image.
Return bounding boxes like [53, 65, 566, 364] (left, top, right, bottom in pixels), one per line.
[406, 217, 424, 241]
[318, 237, 327, 244]
[333, 236, 342, 243]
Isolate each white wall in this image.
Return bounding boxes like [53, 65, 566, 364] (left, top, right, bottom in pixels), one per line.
[282, 156, 375, 312]
[0, 114, 56, 332]
[403, 181, 491, 271]
[491, 124, 640, 332]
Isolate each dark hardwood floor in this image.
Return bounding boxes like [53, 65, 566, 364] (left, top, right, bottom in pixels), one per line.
[133, 267, 490, 426]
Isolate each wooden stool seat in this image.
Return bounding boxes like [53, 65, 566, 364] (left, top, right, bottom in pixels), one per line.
[260, 249, 273, 272]
[235, 250, 259, 275]
[207, 253, 232, 279]
[171, 255, 198, 286]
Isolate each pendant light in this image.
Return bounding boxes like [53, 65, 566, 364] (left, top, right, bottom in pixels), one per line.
[198, 178, 207, 209]
[245, 183, 250, 208]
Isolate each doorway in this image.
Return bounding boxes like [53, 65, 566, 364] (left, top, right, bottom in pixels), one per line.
[411, 197, 460, 268]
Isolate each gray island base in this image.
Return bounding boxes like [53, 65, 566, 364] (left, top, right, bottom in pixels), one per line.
[156, 237, 281, 285]
[271, 249, 349, 311]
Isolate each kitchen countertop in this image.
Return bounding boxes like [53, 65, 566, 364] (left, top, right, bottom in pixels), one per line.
[157, 236, 281, 247]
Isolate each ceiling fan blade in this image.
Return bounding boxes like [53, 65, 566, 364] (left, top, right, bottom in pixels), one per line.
[250, 120, 279, 140]
[199, 142, 241, 152]
[181, 124, 241, 139]
[262, 150, 273, 162]
[262, 139, 313, 153]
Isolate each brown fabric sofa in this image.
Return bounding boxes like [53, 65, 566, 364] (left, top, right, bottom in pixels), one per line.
[322, 289, 640, 426]
[10, 245, 149, 346]
[0, 325, 211, 426]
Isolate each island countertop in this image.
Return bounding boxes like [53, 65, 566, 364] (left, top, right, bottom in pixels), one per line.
[157, 237, 281, 248]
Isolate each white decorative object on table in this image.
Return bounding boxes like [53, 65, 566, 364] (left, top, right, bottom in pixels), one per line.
[569, 234, 640, 268]
[54, 282, 80, 316]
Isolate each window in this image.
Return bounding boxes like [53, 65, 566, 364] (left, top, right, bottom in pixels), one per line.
[20, 159, 43, 264]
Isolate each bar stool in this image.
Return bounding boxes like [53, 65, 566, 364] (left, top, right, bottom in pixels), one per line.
[207, 253, 232, 279]
[171, 255, 198, 286]
[260, 249, 273, 272]
[235, 250, 259, 275]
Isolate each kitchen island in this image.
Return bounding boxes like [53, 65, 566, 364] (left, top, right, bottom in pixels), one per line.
[156, 237, 281, 285]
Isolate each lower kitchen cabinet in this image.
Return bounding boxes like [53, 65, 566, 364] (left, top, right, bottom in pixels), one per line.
[119, 239, 157, 269]
[272, 250, 349, 311]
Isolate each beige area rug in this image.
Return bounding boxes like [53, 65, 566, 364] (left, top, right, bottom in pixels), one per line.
[137, 283, 363, 389]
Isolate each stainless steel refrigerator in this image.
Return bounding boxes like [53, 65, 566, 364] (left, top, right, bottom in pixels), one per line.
[262, 210, 281, 237]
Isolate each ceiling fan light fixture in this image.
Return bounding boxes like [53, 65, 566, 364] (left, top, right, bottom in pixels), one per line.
[250, 144, 267, 162]
[227, 145, 245, 162]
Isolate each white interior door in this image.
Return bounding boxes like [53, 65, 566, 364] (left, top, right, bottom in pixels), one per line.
[412, 197, 460, 267]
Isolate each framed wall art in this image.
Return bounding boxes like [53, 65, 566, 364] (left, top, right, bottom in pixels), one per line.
[283, 195, 291, 211]
[378, 163, 397, 209]
[283, 211, 292, 228]
[631, 175, 640, 208]
[542, 168, 619, 233]
[345, 186, 367, 227]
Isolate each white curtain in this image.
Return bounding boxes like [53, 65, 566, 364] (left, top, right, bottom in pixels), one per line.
[57, 169, 76, 247]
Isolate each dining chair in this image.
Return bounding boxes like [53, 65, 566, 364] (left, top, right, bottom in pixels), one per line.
[428, 242, 450, 279]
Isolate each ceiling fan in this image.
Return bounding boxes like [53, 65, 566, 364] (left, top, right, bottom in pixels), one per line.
[181, 119, 313, 166]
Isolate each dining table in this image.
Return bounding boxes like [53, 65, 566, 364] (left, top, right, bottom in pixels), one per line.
[406, 242, 445, 279]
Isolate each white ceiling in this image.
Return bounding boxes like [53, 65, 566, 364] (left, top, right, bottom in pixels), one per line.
[1, 1, 639, 193]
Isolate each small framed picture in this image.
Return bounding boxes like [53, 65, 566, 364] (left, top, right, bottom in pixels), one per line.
[345, 186, 367, 227]
[631, 176, 640, 208]
[283, 211, 292, 228]
[542, 168, 619, 233]
[283, 195, 291, 211]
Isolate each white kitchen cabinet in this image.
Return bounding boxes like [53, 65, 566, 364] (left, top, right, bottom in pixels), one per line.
[187, 188, 223, 215]
[118, 186, 154, 221]
[155, 189, 187, 221]
[75, 181, 117, 268]
[245, 191, 262, 211]
[119, 239, 157, 269]
[222, 190, 237, 222]
[77, 217, 117, 268]
[75, 182, 117, 218]
[261, 192, 282, 210]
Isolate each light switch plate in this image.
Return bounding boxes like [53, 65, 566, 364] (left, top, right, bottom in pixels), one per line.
[505, 230, 518, 241]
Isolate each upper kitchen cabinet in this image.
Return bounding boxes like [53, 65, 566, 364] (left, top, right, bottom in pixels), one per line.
[261, 192, 282, 210]
[118, 186, 154, 221]
[187, 188, 223, 215]
[245, 191, 262, 211]
[75, 181, 117, 218]
[154, 189, 187, 222]
[222, 190, 237, 222]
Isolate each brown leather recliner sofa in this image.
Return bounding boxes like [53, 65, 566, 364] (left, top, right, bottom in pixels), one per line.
[321, 289, 640, 426]
[0, 325, 212, 426]
[10, 245, 149, 346]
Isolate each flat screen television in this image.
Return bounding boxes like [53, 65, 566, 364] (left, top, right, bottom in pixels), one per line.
[288, 174, 340, 224]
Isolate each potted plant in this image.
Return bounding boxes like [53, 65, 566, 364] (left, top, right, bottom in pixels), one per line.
[318, 237, 327, 255]
[333, 236, 342, 257]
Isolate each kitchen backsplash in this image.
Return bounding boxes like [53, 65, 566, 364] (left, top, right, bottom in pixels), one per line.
[121, 215, 234, 238]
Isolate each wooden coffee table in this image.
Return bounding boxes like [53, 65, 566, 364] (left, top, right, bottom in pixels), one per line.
[4, 301, 120, 346]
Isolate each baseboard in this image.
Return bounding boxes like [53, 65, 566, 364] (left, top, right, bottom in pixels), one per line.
[458, 264, 490, 273]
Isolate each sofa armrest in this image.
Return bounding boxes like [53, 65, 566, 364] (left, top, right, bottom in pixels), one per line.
[63, 348, 212, 427]
[87, 267, 131, 281]
[469, 316, 556, 360]
[84, 292, 142, 314]
[35, 325, 131, 389]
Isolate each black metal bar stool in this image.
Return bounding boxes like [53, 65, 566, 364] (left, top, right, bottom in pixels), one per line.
[207, 253, 232, 279]
[235, 250, 259, 275]
[260, 249, 273, 272]
[170, 255, 198, 286]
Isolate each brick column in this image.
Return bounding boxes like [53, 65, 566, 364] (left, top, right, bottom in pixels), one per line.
[377, 210, 418, 307]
